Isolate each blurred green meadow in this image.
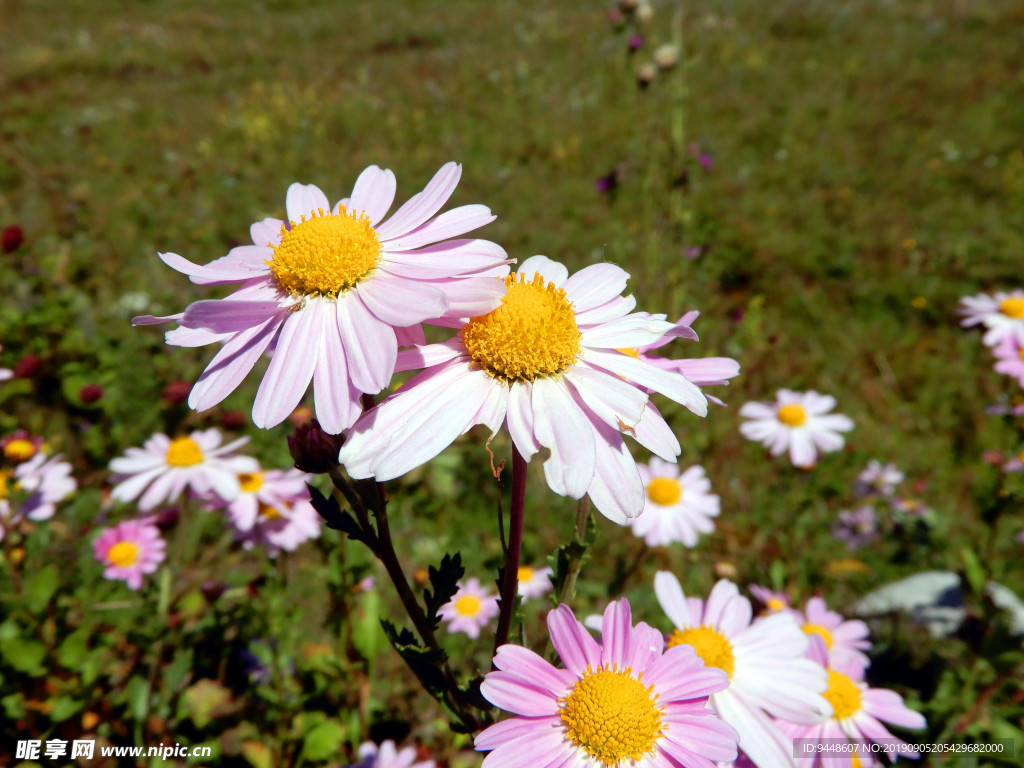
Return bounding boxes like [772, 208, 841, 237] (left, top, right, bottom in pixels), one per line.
[1, 0, 1023, 765]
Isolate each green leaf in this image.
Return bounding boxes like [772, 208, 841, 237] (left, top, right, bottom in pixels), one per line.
[241, 741, 273, 768]
[0, 637, 47, 676]
[424, 552, 464, 624]
[24, 563, 60, 613]
[48, 695, 83, 723]
[1, 692, 26, 720]
[162, 648, 194, 695]
[124, 675, 150, 723]
[381, 619, 449, 699]
[351, 589, 383, 661]
[180, 679, 236, 729]
[300, 719, 347, 762]
[961, 547, 987, 595]
[56, 627, 91, 670]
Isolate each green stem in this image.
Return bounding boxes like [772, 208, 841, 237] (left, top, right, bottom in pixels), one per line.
[493, 449, 527, 655]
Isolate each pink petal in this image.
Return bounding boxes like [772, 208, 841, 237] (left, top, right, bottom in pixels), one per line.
[518, 255, 568, 286]
[158, 251, 260, 286]
[285, 182, 331, 223]
[574, 294, 637, 326]
[584, 419, 645, 523]
[531, 377, 595, 499]
[654, 571, 694, 629]
[547, 604, 601, 676]
[563, 364, 647, 430]
[506, 381, 542, 459]
[384, 238, 510, 278]
[189, 317, 280, 411]
[336, 294, 398, 393]
[475, 715, 563, 752]
[707, 690, 789, 767]
[631, 403, 682, 462]
[560, 263, 629, 312]
[585, 349, 708, 417]
[357, 273, 449, 326]
[480, 671, 561, 716]
[580, 315, 677, 349]
[493, 645, 573, 696]
[183, 300, 283, 334]
[313, 304, 360, 434]
[386, 204, 495, 251]
[252, 305, 321, 428]
[250, 217, 282, 246]
[376, 162, 461, 240]
[348, 165, 397, 225]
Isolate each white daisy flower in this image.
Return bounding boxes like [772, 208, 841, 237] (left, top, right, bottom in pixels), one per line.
[739, 389, 853, 468]
[959, 289, 1024, 346]
[628, 458, 720, 547]
[654, 572, 833, 768]
[109, 429, 259, 510]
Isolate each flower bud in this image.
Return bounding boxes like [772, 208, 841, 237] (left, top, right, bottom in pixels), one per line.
[1, 225, 23, 254]
[78, 383, 104, 404]
[287, 419, 343, 474]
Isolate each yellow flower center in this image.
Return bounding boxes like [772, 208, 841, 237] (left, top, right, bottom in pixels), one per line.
[166, 437, 204, 467]
[461, 273, 582, 383]
[823, 669, 863, 720]
[777, 403, 807, 427]
[238, 472, 264, 493]
[803, 622, 834, 649]
[999, 297, 1024, 319]
[517, 566, 534, 581]
[646, 477, 682, 506]
[3, 438, 37, 463]
[560, 664, 664, 766]
[455, 595, 482, 616]
[267, 208, 381, 298]
[108, 541, 140, 568]
[0, 470, 11, 500]
[668, 625, 735, 677]
[767, 597, 787, 612]
[259, 503, 283, 520]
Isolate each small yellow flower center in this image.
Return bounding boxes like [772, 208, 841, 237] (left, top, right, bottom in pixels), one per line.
[108, 541, 140, 568]
[455, 595, 482, 616]
[166, 437, 204, 467]
[999, 297, 1024, 319]
[267, 208, 381, 298]
[560, 664, 664, 766]
[646, 477, 682, 506]
[517, 566, 534, 581]
[461, 273, 582, 384]
[238, 472, 264, 493]
[803, 622, 835, 649]
[777, 403, 807, 427]
[259, 503, 283, 520]
[3, 438, 37, 463]
[668, 625, 735, 677]
[767, 598, 787, 612]
[823, 669, 863, 720]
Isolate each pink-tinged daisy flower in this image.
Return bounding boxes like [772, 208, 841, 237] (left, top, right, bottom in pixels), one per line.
[628, 311, 741, 406]
[739, 390, 853, 469]
[134, 163, 509, 434]
[854, 460, 903, 498]
[211, 466, 311, 532]
[233, 496, 321, 556]
[780, 637, 926, 767]
[1002, 450, 1024, 474]
[831, 506, 879, 551]
[93, 519, 167, 590]
[654, 572, 832, 768]
[628, 459, 720, 547]
[1, 452, 77, 541]
[109, 429, 259, 511]
[476, 598, 738, 768]
[438, 577, 499, 639]
[340, 255, 710, 524]
[795, 597, 871, 680]
[516, 564, 553, 601]
[345, 740, 434, 768]
[959, 290, 1024, 346]
[992, 334, 1024, 386]
[748, 585, 793, 615]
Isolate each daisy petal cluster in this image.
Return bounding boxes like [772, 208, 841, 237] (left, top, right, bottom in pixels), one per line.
[208, 466, 311, 532]
[345, 740, 434, 768]
[1, 451, 77, 541]
[628, 459, 720, 547]
[991, 334, 1024, 387]
[438, 577, 499, 638]
[109, 429, 259, 511]
[133, 163, 509, 434]
[93, 519, 167, 590]
[831, 505, 879, 550]
[516, 565, 553, 601]
[739, 390, 853, 468]
[854, 460, 904, 498]
[233, 495, 322, 557]
[748, 585, 793, 615]
[780, 636, 926, 767]
[475, 598, 739, 768]
[654, 572, 832, 768]
[958, 289, 1024, 346]
[341, 255, 715, 524]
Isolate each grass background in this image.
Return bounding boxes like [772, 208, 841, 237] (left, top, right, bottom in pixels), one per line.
[2, 0, 1023, 764]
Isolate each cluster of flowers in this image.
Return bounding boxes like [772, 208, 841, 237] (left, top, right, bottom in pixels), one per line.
[473, 579, 925, 768]
[0, 431, 77, 541]
[95, 428, 321, 590]
[959, 289, 1024, 386]
[437, 567, 553, 639]
[134, 163, 741, 526]
[831, 460, 935, 550]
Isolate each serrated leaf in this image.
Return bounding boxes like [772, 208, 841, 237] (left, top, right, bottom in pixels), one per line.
[308, 484, 369, 543]
[424, 552, 464, 623]
[381, 619, 449, 699]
